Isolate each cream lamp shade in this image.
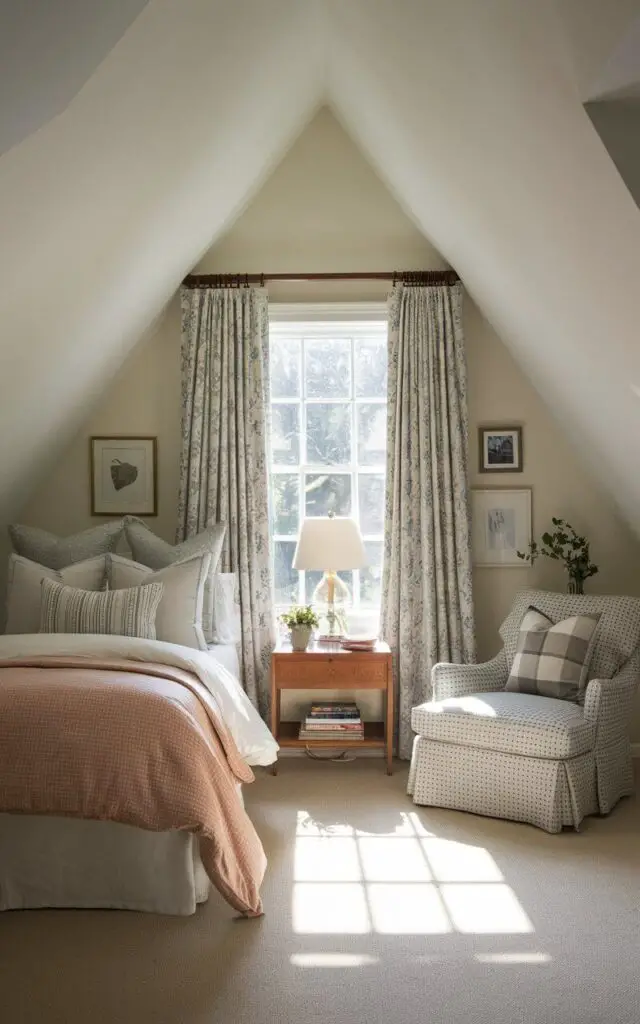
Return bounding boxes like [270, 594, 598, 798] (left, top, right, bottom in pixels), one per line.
[293, 516, 367, 571]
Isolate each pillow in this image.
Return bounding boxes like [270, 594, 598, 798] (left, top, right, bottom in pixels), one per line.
[211, 573, 241, 644]
[107, 552, 211, 650]
[498, 588, 640, 682]
[124, 518, 226, 644]
[5, 554, 108, 634]
[9, 521, 124, 570]
[39, 576, 163, 640]
[505, 606, 601, 702]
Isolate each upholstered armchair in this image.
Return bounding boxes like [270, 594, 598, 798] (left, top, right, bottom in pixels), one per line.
[407, 590, 640, 832]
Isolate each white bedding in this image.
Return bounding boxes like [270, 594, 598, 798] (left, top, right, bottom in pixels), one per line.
[206, 641, 240, 678]
[0, 633, 278, 766]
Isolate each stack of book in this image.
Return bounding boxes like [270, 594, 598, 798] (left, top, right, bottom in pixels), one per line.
[299, 701, 364, 742]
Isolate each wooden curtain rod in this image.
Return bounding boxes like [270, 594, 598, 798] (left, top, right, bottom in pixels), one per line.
[182, 269, 460, 288]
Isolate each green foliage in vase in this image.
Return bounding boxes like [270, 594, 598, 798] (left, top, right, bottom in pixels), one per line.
[517, 518, 598, 590]
[280, 605, 320, 628]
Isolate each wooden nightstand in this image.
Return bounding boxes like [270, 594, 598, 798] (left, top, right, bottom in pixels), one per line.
[270, 639, 393, 775]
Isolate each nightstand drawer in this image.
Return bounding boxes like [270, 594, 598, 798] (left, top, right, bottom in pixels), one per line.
[331, 659, 388, 687]
[274, 659, 338, 688]
[274, 656, 388, 689]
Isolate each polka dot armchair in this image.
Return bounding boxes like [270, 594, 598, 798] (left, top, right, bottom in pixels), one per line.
[408, 590, 640, 832]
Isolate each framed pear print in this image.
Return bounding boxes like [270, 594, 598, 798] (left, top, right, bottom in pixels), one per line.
[90, 436, 157, 516]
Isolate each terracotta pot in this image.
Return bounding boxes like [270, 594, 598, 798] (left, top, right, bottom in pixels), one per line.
[290, 625, 312, 651]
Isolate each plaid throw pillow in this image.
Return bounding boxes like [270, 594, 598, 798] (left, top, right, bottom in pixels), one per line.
[505, 606, 601, 702]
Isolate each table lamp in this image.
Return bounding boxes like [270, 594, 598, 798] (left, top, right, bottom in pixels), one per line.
[293, 513, 367, 640]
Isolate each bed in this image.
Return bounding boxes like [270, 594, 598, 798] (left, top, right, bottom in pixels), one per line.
[0, 634, 278, 916]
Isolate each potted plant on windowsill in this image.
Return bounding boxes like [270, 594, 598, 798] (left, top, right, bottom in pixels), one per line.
[517, 517, 598, 594]
[280, 606, 320, 651]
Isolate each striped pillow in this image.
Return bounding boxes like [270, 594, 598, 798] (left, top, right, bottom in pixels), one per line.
[505, 606, 601, 702]
[39, 576, 163, 639]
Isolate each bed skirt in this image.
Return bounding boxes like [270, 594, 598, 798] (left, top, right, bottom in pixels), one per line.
[0, 814, 212, 915]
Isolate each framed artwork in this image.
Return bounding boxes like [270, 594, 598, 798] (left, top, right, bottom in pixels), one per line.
[90, 436, 157, 516]
[472, 488, 532, 567]
[479, 426, 523, 473]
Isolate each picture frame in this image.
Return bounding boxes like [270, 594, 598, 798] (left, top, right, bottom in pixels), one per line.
[478, 426, 523, 473]
[471, 488, 532, 567]
[90, 436, 157, 516]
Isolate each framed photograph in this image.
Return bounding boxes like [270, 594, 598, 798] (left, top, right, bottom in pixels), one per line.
[90, 436, 157, 516]
[472, 488, 531, 567]
[479, 426, 523, 473]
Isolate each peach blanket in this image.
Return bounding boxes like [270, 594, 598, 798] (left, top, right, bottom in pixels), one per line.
[0, 656, 267, 916]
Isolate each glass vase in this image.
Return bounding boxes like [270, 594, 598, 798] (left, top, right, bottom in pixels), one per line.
[567, 577, 584, 595]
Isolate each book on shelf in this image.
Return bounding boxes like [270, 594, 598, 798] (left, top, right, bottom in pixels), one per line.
[299, 727, 365, 741]
[304, 722, 363, 730]
[308, 702, 359, 716]
[309, 700, 358, 706]
[305, 715, 361, 722]
[309, 702, 358, 711]
[307, 712, 360, 719]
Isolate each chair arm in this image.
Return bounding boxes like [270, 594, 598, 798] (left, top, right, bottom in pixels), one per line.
[432, 650, 509, 701]
[583, 650, 640, 747]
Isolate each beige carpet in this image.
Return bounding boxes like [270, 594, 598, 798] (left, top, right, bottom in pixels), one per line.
[1, 759, 639, 1024]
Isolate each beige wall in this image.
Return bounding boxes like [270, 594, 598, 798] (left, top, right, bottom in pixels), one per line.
[21, 107, 640, 736]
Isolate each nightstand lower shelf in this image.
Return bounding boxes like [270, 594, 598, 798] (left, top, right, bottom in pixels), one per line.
[277, 720, 385, 748]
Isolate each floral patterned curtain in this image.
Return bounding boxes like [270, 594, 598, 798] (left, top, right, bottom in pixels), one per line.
[381, 284, 476, 759]
[178, 286, 274, 716]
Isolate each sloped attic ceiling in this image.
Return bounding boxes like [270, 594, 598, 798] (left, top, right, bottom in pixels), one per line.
[552, 0, 640, 100]
[1, 0, 640, 531]
[0, 0, 150, 156]
[0, 0, 325, 518]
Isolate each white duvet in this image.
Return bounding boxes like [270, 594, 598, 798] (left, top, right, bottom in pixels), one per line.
[0, 633, 278, 766]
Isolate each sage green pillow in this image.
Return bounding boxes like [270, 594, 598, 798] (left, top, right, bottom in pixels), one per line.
[9, 521, 124, 570]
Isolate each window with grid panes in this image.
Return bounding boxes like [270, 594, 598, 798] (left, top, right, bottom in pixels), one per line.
[269, 320, 387, 625]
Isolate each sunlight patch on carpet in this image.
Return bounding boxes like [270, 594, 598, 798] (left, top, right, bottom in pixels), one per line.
[292, 808, 533, 936]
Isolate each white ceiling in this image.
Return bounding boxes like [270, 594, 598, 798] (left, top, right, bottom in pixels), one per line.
[1, 0, 640, 532]
[0, 0, 150, 156]
[552, 0, 640, 101]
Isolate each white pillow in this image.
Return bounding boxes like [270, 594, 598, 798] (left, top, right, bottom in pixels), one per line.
[107, 553, 211, 650]
[5, 554, 108, 634]
[123, 518, 226, 644]
[211, 573, 241, 644]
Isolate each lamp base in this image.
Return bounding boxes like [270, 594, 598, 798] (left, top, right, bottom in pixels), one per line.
[311, 570, 350, 641]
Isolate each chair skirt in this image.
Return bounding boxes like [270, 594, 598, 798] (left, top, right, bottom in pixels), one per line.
[407, 736, 601, 833]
